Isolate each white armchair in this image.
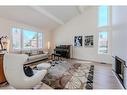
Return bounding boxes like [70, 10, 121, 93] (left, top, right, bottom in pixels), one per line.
[3, 53, 47, 89]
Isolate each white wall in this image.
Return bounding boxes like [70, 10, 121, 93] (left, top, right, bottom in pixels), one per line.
[112, 6, 127, 64]
[0, 17, 51, 52]
[112, 6, 127, 89]
[53, 7, 112, 63]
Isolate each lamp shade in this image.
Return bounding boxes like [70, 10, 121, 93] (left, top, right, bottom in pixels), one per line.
[47, 41, 50, 49]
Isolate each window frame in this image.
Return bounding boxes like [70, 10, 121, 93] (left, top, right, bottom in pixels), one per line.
[12, 28, 22, 50]
[98, 31, 109, 54]
[98, 6, 109, 28]
[98, 6, 111, 55]
[22, 30, 38, 49]
[12, 27, 43, 50]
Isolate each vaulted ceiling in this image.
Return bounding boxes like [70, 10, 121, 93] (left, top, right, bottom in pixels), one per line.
[0, 6, 89, 32]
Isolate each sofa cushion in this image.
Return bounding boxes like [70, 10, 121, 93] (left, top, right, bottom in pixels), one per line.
[28, 54, 48, 62]
[22, 50, 31, 54]
[31, 50, 38, 55]
[38, 50, 44, 54]
[25, 52, 31, 56]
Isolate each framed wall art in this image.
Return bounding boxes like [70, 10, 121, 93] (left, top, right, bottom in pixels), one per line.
[74, 36, 82, 47]
[84, 35, 94, 47]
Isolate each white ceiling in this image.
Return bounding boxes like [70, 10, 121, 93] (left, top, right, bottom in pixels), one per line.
[0, 6, 88, 32]
[42, 6, 79, 23]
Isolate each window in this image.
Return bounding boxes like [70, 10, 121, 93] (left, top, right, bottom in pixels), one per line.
[98, 6, 108, 27]
[12, 27, 43, 50]
[98, 6, 109, 54]
[98, 32, 108, 54]
[12, 28, 21, 49]
[38, 32, 43, 48]
[23, 30, 38, 49]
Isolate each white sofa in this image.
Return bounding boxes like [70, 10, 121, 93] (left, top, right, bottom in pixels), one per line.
[27, 52, 48, 63]
[12, 49, 48, 63]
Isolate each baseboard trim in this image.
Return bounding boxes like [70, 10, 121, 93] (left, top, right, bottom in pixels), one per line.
[71, 58, 111, 64]
[112, 70, 125, 89]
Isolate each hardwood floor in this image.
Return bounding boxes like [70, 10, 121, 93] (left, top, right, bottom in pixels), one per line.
[69, 59, 123, 89]
[93, 63, 123, 89]
[0, 59, 123, 89]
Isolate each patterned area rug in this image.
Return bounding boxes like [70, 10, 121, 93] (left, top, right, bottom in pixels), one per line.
[42, 61, 93, 89]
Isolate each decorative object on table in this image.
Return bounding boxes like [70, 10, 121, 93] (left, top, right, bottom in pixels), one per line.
[84, 35, 94, 47]
[0, 36, 10, 53]
[74, 36, 82, 47]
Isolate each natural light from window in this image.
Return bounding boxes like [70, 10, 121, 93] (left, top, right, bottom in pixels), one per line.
[12, 28, 21, 49]
[98, 6, 109, 54]
[98, 6, 108, 27]
[98, 32, 108, 54]
[23, 30, 38, 49]
[12, 27, 43, 50]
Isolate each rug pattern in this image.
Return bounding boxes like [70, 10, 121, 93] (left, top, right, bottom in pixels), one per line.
[42, 61, 93, 89]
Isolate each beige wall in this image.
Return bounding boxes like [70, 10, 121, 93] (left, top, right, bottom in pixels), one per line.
[53, 7, 112, 63]
[0, 17, 51, 52]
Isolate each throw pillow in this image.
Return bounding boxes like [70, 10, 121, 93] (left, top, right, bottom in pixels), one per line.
[38, 50, 44, 54]
[31, 50, 38, 55]
[23, 65, 34, 77]
[25, 52, 31, 56]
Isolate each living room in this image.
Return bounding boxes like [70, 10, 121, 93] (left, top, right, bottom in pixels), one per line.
[0, 3, 127, 92]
